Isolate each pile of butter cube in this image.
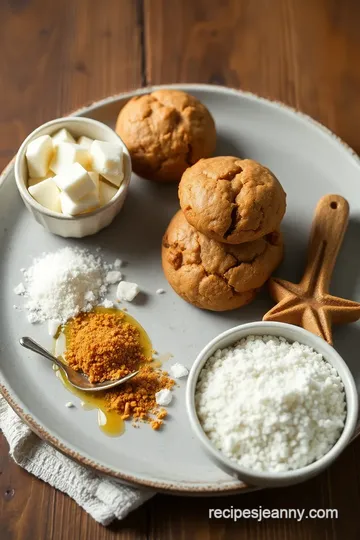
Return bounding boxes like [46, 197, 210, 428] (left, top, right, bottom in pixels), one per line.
[26, 128, 124, 215]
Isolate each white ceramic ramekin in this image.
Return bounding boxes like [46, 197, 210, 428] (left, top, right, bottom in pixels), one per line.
[186, 321, 358, 488]
[15, 117, 132, 238]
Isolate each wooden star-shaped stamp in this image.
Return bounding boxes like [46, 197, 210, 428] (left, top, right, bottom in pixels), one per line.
[263, 194, 360, 344]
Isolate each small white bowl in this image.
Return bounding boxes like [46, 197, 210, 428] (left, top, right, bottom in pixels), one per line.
[15, 117, 132, 238]
[186, 321, 358, 488]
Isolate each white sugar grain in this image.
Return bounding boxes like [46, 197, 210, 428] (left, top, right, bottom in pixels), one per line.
[155, 389, 173, 406]
[117, 281, 139, 302]
[106, 270, 122, 284]
[101, 299, 114, 309]
[84, 291, 96, 302]
[170, 363, 188, 379]
[22, 247, 111, 323]
[156, 288, 165, 295]
[65, 402, 75, 408]
[196, 335, 346, 473]
[14, 283, 25, 295]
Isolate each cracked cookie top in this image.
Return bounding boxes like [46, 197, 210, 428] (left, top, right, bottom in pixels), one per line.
[179, 157, 286, 244]
[115, 90, 216, 182]
[162, 210, 284, 311]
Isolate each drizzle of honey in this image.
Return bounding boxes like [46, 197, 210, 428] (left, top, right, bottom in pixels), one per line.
[53, 307, 153, 437]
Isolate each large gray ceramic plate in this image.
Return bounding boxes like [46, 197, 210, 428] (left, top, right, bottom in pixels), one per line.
[1, 84, 360, 494]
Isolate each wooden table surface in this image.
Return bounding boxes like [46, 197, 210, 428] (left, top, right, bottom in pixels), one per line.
[1, 0, 360, 538]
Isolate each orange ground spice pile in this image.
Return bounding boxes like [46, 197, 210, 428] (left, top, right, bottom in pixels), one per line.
[105, 365, 174, 429]
[66, 311, 174, 429]
[66, 312, 150, 383]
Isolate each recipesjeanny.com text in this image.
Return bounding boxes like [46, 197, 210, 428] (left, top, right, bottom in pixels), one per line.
[209, 506, 338, 522]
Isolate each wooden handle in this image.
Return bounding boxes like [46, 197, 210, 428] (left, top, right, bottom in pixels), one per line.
[300, 194, 349, 295]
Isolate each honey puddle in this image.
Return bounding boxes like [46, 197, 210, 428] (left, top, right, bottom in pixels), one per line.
[53, 307, 154, 437]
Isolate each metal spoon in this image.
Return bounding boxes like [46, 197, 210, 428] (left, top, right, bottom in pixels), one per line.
[20, 337, 139, 392]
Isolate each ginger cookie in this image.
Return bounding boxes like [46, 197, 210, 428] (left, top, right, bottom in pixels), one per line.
[115, 90, 216, 182]
[179, 156, 286, 244]
[162, 210, 284, 311]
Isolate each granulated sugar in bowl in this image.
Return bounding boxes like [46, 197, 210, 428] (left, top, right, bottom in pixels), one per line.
[197, 336, 345, 471]
[186, 322, 358, 488]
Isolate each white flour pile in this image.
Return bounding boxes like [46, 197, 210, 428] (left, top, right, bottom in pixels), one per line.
[21, 247, 112, 323]
[196, 335, 346, 473]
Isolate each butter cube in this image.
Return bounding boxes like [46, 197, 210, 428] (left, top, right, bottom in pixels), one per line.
[28, 177, 45, 187]
[90, 140, 123, 186]
[28, 178, 61, 213]
[26, 135, 54, 178]
[53, 163, 96, 201]
[28, 171, 55, 187]
[88, 171, 100, 193]
[78, 135, 94, 149]
[101, 171, 124, 188]
[99, 179, 118, 206]
[60, 190, 100, 215]
[50, 142, 90, 174]
[52, 128, 75, 146]
[90, 173, 118, 206]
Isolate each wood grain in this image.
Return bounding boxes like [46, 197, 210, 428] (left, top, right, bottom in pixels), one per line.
[149, 443, 360, 540]
[2, 0, 360, 538]
[144, 0, 360, 153]
[0, 0, 143, 172]
[0, 0, 145, 538]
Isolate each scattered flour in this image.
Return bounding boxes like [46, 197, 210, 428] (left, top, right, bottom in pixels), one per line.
[84, 291, 96, 303]
[17, 247, 143, 326]
[106, 270, 122, 284]
[196, 335, 346, 473]
[101, 299, 114, 309]
[22, 247, 112, 324]
[14, 283, 26, 295]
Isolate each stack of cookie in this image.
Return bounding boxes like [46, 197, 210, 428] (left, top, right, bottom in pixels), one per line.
[162, 156, 287, 311]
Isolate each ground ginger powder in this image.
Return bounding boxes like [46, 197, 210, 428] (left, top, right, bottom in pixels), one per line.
[65, 311, 174, 429]
[66, 312, 149, 383]
[105, 365, 174, 428]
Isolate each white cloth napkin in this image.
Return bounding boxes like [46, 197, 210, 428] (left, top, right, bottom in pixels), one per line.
[0, 397, 153, 525]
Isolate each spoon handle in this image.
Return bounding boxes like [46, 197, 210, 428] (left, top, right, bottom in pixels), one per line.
[20, 337, 63, 369]
[300, 194, 349, 295]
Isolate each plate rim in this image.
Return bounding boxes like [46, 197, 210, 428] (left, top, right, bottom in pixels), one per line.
[1, 83, 360, 494]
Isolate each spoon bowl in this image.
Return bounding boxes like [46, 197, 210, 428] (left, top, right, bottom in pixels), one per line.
[20, 337, 139, 392]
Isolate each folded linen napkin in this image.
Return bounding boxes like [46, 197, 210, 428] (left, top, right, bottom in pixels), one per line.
[0, 397, 153, 525]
